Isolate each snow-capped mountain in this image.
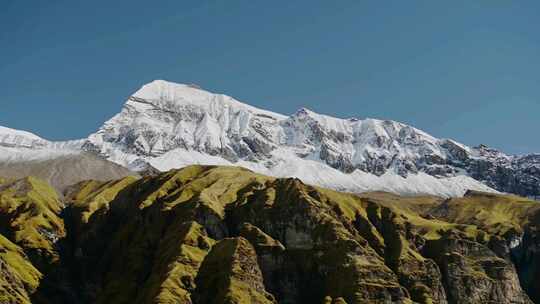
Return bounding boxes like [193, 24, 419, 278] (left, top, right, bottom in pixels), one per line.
[2, 80, 539, 198]
[80, 80, 500, 197]
[0, 126, 49, 149]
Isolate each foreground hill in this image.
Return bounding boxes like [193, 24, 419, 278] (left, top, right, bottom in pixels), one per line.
[0, 166, 539, 303]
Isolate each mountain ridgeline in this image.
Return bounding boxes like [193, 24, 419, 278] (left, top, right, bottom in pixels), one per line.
[0, 166, 539, 303]
[1, 80, 539, 198]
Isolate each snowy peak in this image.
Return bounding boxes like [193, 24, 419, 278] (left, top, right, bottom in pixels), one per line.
[128, 79, 286, 119]
[133, 79, 210, 98]
[86, 80, 287, 169]
[292, 107, 321, 118]
[130, 80, 210, 106]
[0, 126, 48, 149]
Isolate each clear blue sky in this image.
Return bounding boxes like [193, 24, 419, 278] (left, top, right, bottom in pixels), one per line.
[1, 1, 539, 154]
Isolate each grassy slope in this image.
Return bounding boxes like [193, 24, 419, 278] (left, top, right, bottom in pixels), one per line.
[0, 176, 65, 260]
[0, 234, 42, 304]
[429, 191, 540, 235]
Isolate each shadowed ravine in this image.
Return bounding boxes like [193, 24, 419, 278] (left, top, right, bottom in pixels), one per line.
[0, 166, 539, 303]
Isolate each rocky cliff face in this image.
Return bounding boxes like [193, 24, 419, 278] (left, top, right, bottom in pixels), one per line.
[517, 228, 540, 302]
[466, 147, 540, 199]
[1, 166, 539, 303]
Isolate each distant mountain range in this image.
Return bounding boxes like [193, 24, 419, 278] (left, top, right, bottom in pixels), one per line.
[1, 80, 539, 198]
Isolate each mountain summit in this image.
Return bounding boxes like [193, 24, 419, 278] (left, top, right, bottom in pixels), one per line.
[2, 80, 539, 198]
